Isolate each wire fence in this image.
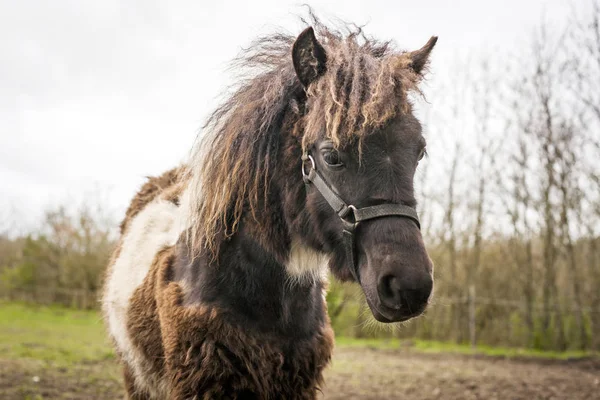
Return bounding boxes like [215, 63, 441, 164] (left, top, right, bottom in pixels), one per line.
[3, 284, 599, 313]
[3, 284, 599, 350]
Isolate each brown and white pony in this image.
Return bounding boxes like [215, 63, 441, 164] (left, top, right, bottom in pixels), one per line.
[103, 20, 437, 399]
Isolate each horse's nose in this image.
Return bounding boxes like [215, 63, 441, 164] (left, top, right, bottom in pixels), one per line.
[377, 273, 433, 312]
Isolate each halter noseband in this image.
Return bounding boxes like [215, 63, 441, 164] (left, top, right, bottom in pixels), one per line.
[301, 152, 420, 283]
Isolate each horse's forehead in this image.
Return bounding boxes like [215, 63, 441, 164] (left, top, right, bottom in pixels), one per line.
[304, 98, 422, 151]
[362, 115, 423, 149]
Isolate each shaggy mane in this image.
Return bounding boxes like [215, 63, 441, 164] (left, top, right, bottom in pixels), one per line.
[186, 16, 426, 257]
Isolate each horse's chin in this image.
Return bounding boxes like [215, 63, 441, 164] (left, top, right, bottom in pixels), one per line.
[370, 308, 415, 323]
[362, 289, 426, 323]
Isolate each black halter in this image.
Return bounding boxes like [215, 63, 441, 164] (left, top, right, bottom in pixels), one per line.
[301, 153, 420, 283]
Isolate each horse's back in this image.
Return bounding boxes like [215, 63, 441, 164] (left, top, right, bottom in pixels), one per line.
[102, 166, 188, 398]
[119, 167, 185, 234]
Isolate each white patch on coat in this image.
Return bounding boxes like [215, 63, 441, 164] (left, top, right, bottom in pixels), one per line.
[103, 193, 189, 398]
[285, 238, 329, 285]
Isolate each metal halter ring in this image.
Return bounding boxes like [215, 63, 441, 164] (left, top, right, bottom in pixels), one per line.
[301, 154, 316, 178]
[339, 204, 357, 221]
[339, 205, 358, 231]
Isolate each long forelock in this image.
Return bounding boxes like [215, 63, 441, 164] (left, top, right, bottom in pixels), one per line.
[302, 25, 422, 150]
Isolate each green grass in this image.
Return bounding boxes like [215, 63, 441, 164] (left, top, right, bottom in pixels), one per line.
[335, 336, 597, 360]
[1, 301, 596, 366]
[0, 301, 114, 366]
[411, 339, 596, 359]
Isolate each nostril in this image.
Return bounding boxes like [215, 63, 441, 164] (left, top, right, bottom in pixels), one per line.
[403, 277, 433, 311]
[378, 275, 404, 310]
[377, 274, 433, 313]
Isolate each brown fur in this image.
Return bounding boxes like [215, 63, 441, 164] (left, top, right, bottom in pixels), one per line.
[103, 166, 186, 325]
[125, 245, 334, 399]
[123, 364, 151, 400]
[116, 166, 334, 398]
[126, 251, 167, 398]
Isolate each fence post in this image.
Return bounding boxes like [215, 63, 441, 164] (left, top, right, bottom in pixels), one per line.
[469, 285, 476, 349]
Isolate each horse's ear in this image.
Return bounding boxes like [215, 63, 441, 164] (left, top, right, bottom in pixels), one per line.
[406, 36, 438, 75]
[292, 27, 327, 88]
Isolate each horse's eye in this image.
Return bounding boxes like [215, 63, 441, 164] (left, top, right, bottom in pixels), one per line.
[418, 147, 427, 161]
[323, 149, 342, 167]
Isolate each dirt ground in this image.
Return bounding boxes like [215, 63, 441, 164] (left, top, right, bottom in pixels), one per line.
[325, 348, 600, 400]
[2, 347, 599, 400]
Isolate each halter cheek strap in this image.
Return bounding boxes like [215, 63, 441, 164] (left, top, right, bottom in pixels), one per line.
[301, 153, 420, 283]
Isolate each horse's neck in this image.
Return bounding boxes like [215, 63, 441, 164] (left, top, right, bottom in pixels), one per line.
[174, 224, 327, 340]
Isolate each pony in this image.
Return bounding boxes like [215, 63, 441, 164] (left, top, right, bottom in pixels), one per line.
[103, 17, 437, 399]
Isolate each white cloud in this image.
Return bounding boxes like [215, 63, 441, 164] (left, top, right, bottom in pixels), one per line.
[0, 0, 572, 227]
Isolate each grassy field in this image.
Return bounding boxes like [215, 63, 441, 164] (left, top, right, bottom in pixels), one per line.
[0, 302, 113, 365]
[2, 302, 599, 399]
[0, 302, 121, 399]
[335, 337, 594, 360]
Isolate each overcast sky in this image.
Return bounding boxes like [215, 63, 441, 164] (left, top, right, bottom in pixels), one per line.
[0, 0, 572, 229]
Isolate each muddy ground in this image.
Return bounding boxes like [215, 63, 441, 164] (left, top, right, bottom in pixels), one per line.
[2, 347, 599, 400]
